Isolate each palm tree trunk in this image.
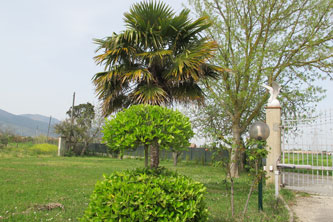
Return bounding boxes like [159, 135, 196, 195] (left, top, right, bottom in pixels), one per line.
[150, 144, 159, 168]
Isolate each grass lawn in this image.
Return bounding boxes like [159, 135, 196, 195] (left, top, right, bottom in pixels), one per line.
[0, 144, 292, 221]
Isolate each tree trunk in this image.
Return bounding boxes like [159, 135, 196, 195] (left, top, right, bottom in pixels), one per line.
[144, 144, 149, 168]
[119, 150, 123, 160]
[172, 152, 180, 166]
[230, 177, 235, 217]
[239, 140, 247, 172]
[80, 141, 88, 156]
[230, 124, 241, 178]
[150, 144, 159, 168]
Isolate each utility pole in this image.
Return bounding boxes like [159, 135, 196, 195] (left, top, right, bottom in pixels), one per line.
[71, 92, 75, 128]
[47, 115, 52, 140]
[35, 125, 39, 140]
[69, 92, 76, 148]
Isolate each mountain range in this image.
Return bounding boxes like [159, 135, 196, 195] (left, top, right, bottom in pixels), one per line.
[0, 108, 61, 137]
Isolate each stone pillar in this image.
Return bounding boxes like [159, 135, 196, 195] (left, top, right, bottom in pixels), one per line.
[58, 136, 67, 156]
[265, 106, 281, 185]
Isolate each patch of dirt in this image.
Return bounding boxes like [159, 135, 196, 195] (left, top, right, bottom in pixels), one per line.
[34, 203, 64, 211]
[291, 195, 333, 222]
[0, 203, 64, 220]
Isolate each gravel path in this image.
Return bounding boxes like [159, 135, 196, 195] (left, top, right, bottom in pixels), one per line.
[291, 194, 333, 222]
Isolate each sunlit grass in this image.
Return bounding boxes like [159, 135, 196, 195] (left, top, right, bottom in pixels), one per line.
[0, 142, 57, 158]
[0, 145, 292, 221]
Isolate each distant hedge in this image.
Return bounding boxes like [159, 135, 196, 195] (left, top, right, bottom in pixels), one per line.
[30, 143, 58, 155]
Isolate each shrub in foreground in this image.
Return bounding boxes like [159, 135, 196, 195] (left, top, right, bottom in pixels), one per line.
[81, 168, 208, 222]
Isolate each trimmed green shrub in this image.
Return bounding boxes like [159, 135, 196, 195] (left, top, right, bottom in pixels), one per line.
[81, 168, 208, 222]
[102, 104, 194, 168]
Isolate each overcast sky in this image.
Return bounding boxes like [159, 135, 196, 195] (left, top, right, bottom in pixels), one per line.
[0, 0, 184, 120]
[0, 0, 332, 121]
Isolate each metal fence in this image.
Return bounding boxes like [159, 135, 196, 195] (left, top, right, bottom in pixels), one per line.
[280, 109, 333, 193]
[82, 143, 228, 165]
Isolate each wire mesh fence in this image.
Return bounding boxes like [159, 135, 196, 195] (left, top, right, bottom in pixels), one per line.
[77, 143, 228, 165]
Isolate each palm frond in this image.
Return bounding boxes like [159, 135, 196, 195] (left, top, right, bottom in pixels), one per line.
[136, 49, 172, 60]
[101, 94, 132, 116]
[132, 84, 169, 105]
[92, 1, 221, 116]
[168, 82, 205, 104]
[122, 67, 153, 83]
[165, 41, 218, 81]
[124, 1, 174, 30]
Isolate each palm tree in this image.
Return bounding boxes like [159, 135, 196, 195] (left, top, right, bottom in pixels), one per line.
[93, 1, 220, 168]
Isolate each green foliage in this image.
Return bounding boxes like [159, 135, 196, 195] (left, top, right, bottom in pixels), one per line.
[188, 0, 331, 121]
[0, 137, 8, 147]
[67, 103, 95, 123]
[54, 103, 96, 141]
[246, 140, 268, 164]
[54, 103, 104, 155]
[103, 105, 194, 152]
[244, 139, 269, 187]
[93, 0, 220, 116]
[81, 167, 208, 222]
[0, 129, 14, 147]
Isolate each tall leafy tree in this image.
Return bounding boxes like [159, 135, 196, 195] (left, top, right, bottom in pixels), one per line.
[188, 0, 333, 177]
[93, 1, 220, 166]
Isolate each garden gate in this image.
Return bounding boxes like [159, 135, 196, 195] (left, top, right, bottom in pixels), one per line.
[278, 109, 333, 194]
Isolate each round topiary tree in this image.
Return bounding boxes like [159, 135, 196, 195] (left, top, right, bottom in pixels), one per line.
[80, 168, 208, 222]
[102, 104, 194, 168]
